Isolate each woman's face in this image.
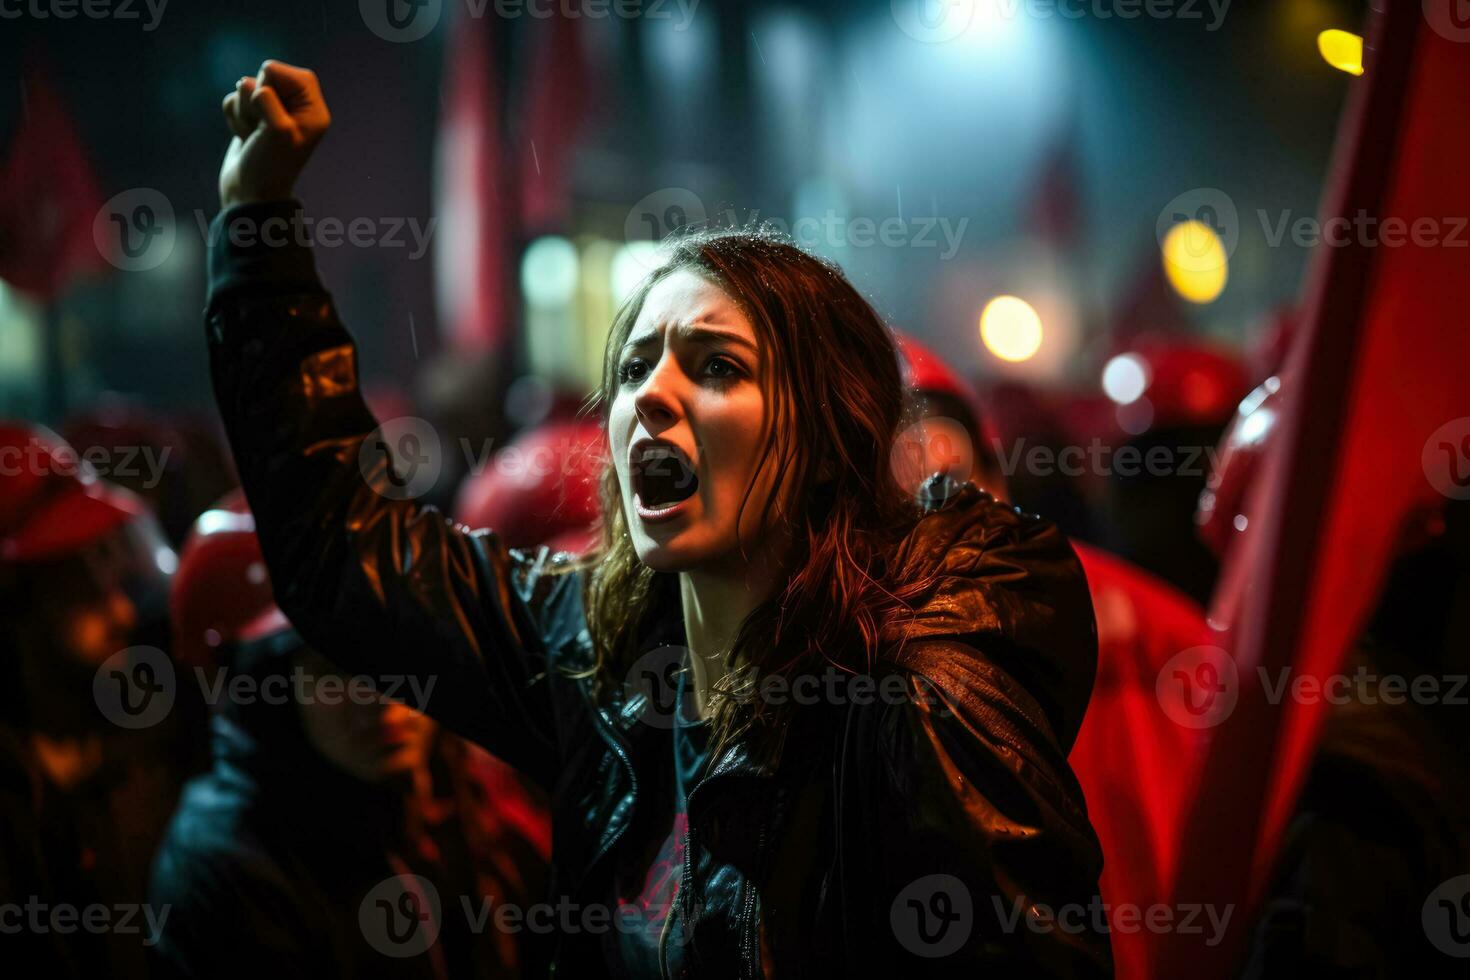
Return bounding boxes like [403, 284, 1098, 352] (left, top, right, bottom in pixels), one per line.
[609, 269, 788, 574]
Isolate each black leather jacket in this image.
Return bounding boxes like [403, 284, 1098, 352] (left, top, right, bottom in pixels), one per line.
[204, 201, 1112, 978]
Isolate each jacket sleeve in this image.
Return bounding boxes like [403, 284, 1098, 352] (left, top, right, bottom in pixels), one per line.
[853, 499, 1112, 976]
[202, 201, 566, 786]
[868, 644, 1113, 977]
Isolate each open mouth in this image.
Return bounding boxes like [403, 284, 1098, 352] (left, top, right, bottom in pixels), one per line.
[632, 444, 700, 508]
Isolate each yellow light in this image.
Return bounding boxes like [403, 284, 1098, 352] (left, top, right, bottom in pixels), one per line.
[1161, 220, 1228, 304]
[1318, 29, 1364, 76]
[980, 295, 1044, 363]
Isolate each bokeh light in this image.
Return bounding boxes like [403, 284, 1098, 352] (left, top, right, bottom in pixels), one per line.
[1102, 353, 1150, 405]
[979, 295, 1044, 363]
[1161, 220, 1229, 304]
[520, 237, 580, 309]
[1317, 29, 1365, 76]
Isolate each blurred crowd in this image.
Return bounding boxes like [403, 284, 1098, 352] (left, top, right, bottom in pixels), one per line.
[2, 320, 1467, 977]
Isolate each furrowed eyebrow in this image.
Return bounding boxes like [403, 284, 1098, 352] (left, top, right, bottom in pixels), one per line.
[622, 325, 759, 355]
[685, 327, 759, 354]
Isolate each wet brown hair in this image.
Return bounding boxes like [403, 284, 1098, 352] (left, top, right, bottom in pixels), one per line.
[577, 228, 932, 756]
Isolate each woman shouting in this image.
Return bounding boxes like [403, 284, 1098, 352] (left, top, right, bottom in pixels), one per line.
[203, 60, 1110, 979]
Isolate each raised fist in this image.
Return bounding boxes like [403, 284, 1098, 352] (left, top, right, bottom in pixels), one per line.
[218, 60, 331, 209]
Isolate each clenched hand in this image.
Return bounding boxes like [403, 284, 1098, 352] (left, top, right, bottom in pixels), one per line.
[218, 60, 331, 209]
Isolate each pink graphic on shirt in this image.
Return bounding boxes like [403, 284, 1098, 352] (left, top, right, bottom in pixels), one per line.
[620, 810, 688, 944]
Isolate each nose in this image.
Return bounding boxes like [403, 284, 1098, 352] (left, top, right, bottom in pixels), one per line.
[632, 351, 685, 431]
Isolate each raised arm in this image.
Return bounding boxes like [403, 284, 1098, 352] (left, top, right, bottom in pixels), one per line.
[207, 61, 566, 786]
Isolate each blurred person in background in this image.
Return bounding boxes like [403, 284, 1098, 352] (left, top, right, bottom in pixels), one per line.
[978, 376, 1098, 543]
[1097, 338, 1249, 605]
[415, 350, 515, 515]
[149, 493, 551, 979]
[895, 334, 1226, 976]
[0, 422, 196, 978]
[1197, 382, 1470, 978]
[453, 413, 606, 556]
[200, 61, 1111, 976]
[61, 396, 239, 550]
[893, 334, 1009, 501]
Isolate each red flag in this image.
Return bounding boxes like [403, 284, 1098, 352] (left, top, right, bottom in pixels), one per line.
[1069, 542, 1216, 980]
[519, 12, 591, 231]
[1154, 3, 1470, 975]
[434, 14, 512, 354]
[0, 60, 106, 299]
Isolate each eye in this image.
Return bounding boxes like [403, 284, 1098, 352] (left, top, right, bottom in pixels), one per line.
[618, 357, 649, 385]
[704, 355, 742, 381]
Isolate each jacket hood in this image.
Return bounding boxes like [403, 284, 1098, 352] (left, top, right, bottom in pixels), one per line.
[879, 479, 1099, 750]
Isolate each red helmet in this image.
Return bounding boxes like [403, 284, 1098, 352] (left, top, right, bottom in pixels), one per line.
[1102, 337, 1249, 434]
[896, 334, 990, 433]
[170, 489, 280, 668]
[894, 333, 1006, 496]
[0, 422, 147, 563]
[453, 417, 606, 556]
[1195, 376, 1282, 558]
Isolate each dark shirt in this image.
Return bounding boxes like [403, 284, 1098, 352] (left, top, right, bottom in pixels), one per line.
[613, 661, 711, 979]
